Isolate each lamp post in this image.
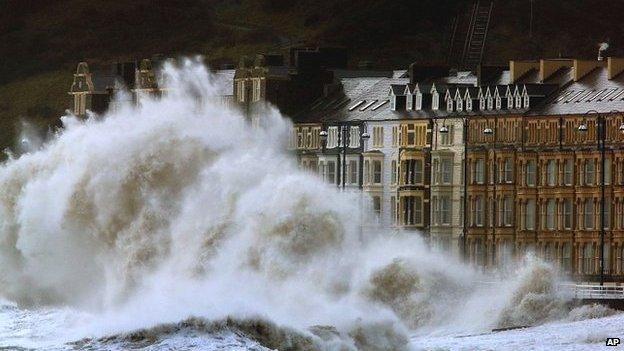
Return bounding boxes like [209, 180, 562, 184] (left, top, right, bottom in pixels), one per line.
[578, 110, 624, 285]
[483, 120, 495, 266]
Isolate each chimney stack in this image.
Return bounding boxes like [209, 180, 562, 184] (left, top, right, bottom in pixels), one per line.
[509, 60, 539, 83]
[539, 59, 573, 82]
[607, 57, 624, 79]
[573, 59, 605, 82]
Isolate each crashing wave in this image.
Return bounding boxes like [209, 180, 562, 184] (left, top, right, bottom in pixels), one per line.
[0, 58, 611, 350]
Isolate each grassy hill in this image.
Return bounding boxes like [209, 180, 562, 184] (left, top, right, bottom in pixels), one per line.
[1, 0, 624, 151]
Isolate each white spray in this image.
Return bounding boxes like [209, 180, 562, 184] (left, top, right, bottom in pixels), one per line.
[0, 59, 600, 350]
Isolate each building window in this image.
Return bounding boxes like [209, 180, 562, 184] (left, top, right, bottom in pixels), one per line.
[349, 126, 360, 148]
[544, 243, 553, 261]
[236, 80, 246, 102]
[584, 160, 595, 185]
[582, 243, 594, 274]
[503, 196, 513, 226]
[392, 126, 399, 146]
[495, 97, 501, 110]
[406, 124, 415, 145]
[440, 125, 454, 145]
[405, 159, 424, 185]
[474, 196, 484, 227]
[391, 160, 397, 184]
[547, 160, 557, 186]
[526, 160, 536, 186]
[446, 97, 453, 111]
[561, 243, 572, 272]
[441, 158, 453, 184]
[546, 199, 556, 230]
[372, 126, 384, 147]
[605, 158, 612, 185]
[404, 196, 423, 225]
[348, 160, 358, 184]
[440, 196, 451, 225]
[564, 159, 573, 185]
[327, 127, 339, 148]
[503, 157, 513, 183]
[584, 199, 594, 229]
[373, 196, 382, 219]
[432, 92, 439, 110]
[252, 78, 261, 101]
[525, 199, 536, 230]
[475, 158, 485, 184]
[327, 161, 336, 185]
[372, 160, 382, 184]
[563, 199, 573, 230]
[364, 160, 370, 184]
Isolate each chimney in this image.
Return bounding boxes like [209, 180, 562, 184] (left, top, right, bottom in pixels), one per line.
[509, 60, 539, 83]
[539, 59, 573, 82]
[573, 59, 605, 82]
[607, 57, 624, 79]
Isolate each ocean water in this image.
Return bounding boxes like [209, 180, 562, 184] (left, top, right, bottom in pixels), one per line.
[0, 58, 618, 351]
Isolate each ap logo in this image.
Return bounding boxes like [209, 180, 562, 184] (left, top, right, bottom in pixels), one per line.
[607, 338, 621, 346]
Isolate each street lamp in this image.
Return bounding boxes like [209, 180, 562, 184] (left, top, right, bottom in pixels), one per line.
[440, 123, 449, 134]
[483, 119, 496, 266]
[319, 130, 328, 153]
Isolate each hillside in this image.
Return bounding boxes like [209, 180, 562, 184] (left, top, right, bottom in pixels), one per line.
[1, 0, 624, 151]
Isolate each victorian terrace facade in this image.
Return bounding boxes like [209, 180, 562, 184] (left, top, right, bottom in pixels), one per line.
[465, 58, 624, 283]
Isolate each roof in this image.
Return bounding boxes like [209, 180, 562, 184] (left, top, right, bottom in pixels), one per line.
[390, 84, 406, 96]
[529, 66, 624, 115]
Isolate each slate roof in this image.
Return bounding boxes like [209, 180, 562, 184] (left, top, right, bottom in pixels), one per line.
[528, 66, 624, 115]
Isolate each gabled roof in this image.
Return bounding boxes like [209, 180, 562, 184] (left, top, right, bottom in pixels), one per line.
[404, 83, 417, 95]
[390, 84, 406, 96]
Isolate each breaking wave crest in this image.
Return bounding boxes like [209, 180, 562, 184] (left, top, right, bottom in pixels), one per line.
[0, 58, 616, 350]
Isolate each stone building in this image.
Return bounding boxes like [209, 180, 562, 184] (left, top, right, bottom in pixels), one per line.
[69, 57, 236, 116]
[464, 57, 624, 282]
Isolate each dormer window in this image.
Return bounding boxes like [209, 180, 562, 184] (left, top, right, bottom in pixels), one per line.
[406, 94, 413, 110]
[479, 98, 485, 110]
[432, 92, 439, 110]
[390, 95, 397, 110]
[446, 97, 453, 111]
[515, 94, 522, 108]
[415, 93, 423, 110]
[466, 99, 473, 111]
[507, 95, 513, 109]
[524, 95, 530, 108]
[457, 98, 463, 112]
[487, 97, 493, 110]
[496, 97, 502, 110]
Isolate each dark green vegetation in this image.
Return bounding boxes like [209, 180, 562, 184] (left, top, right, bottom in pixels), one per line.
[1, 0, 623, 151]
